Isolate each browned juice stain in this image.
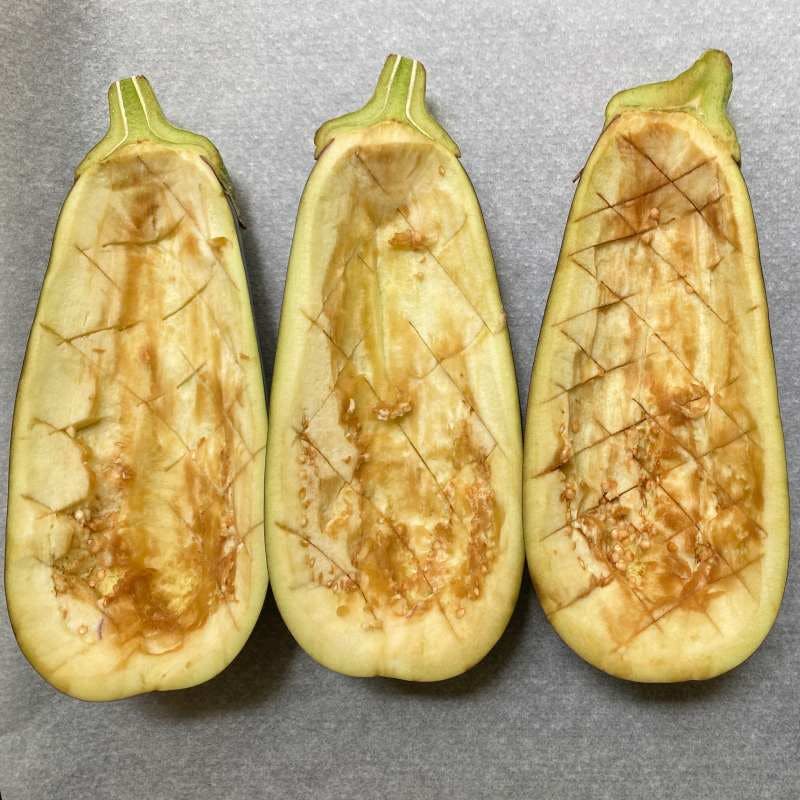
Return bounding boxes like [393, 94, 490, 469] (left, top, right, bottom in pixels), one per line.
[287, 135, 502, 627]
[47, 147, 251, 653]
[545, 114, 764, 648]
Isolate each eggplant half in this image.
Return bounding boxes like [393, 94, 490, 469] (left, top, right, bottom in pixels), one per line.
[5, 78, 268, 699]
[267, 56, 523, 680]
[524, 52, 788, 681]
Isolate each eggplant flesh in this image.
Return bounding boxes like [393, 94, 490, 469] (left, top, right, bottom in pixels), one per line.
[267, 56, 523, 680]
[5, 78, 267, 700]
[525, 52, 789, 682]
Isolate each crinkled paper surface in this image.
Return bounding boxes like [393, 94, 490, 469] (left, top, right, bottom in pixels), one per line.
[1, 1, 798, 798]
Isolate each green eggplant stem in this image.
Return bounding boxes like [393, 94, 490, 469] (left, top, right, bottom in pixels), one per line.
[76, 76, 237, 205]
[604, 50, 740, 162]
[314, 54, 460, 158]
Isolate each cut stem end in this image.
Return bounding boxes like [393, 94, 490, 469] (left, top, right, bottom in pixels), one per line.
[76, 76, 236, 207]
[314, 55, 460, 158]
[604, 50, 740, 162]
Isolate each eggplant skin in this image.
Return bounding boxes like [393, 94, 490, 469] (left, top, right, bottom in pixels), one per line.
[5, 80, 267, 701]
[267, 58, 523, 681]
[524, 57, 788, 683]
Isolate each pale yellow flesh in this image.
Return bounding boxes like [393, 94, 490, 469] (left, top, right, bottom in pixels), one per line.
[6, 143, 267, 700]
[268, 122, 523, 680]
[525, 111, 788, 682]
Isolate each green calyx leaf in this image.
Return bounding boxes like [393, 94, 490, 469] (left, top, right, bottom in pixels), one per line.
[604, 50, 740, 162]
[314, 54, 460, 158]
[77, 76, 239, 211]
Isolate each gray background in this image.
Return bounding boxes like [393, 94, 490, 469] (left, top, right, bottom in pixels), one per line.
[1, 1, 798, 798]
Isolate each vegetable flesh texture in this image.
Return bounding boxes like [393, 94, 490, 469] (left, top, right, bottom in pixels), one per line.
[268, 122, 523, 679]
[6, 143, 267, 700]
[525, 110, 788, 681]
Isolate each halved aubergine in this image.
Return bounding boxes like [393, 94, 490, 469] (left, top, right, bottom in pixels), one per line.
[4, 77, 268, 700]
[266, 55, 523, 680]
[524, 51, 789, 681]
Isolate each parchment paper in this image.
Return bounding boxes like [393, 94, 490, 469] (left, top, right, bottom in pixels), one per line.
[1, 1, 798, 798]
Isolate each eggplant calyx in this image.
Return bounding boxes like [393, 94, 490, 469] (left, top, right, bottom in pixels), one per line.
[604, 50, 740, 163]
[314, 54, 460, 158]
[76, 76, 239, 211]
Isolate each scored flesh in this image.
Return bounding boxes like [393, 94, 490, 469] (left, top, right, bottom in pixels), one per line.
[5, 79, 267, 700]
[267, 56, 523, 680]
[525, 52, 788, 681]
